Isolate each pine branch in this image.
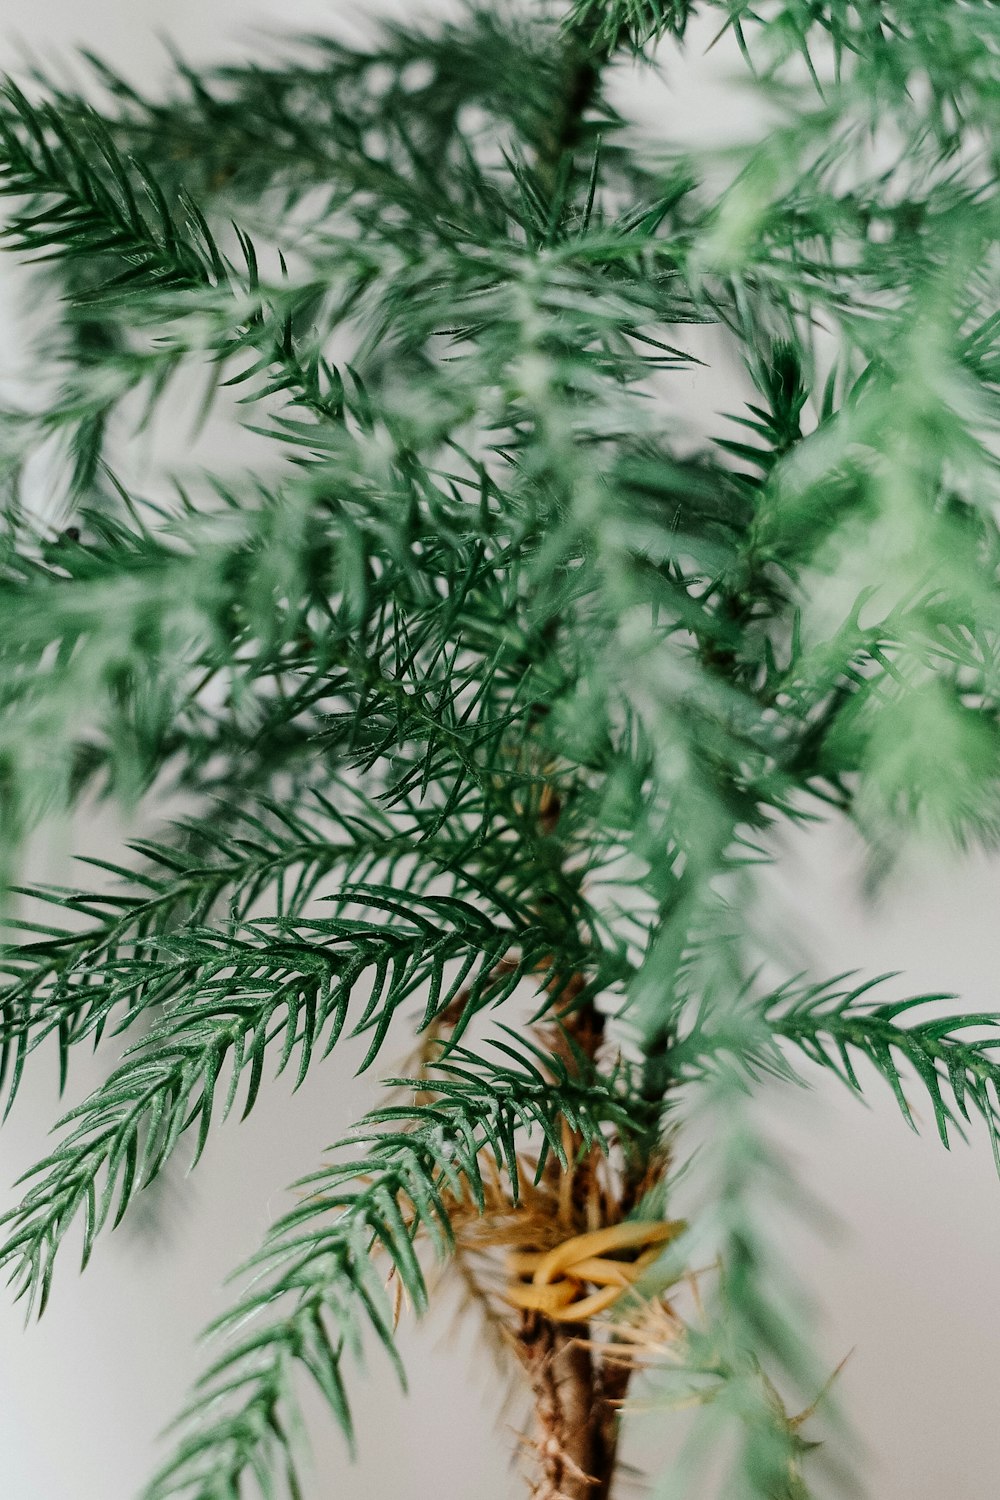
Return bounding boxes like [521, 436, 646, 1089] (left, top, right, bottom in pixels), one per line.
[0, 493, 342, 823]
[0, 735, 621, 1095]
[675, 973, 1000, 1163]
[0, 456, 560, 835]
[0, 883, 628, 1314]
[0, 81, 342, 422]
[710, 0, 1000, 129]
[763, 976, 1000, 1161]
[564, 0, 692, 54]
[141, 1047, 644, 1500]
[57, 12, 569, 215]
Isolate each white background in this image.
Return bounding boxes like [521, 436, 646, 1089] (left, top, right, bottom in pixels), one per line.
[1, 4, 1000, 1498]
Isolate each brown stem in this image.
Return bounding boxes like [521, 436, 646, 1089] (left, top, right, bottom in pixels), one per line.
[533, 11, 611, 198]
[592, 1357, 632, 1500]
[520, 20, 632, 1482]
[519, 1310, 634, 1500]
[522, 1316, 598, 1500]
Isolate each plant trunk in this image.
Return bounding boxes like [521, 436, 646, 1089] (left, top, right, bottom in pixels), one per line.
[520, 1314, 631, 1499]
[520, 23, 631, 1493]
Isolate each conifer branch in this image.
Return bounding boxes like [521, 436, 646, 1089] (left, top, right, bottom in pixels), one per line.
[141, 1049, 642, 1500]
[0, 772, 621, 1108]
[0, 82, 342, 421]
[764, 978, 1000, 1160]
[677, 975, 1000, 1163]
[0, 893, 629, 1313]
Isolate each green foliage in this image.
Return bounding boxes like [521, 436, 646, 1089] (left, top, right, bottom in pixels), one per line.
[677, 971, 1000, 1158]
[650, 1069, 827, 1500]
[766, 978, 1000, 1158]
[0, 1, 997, 1497]
[0, 887, 627, 1315]
[141, 1044, 643, 1500]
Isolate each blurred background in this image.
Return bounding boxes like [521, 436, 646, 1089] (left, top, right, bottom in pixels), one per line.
[1, 4, 998, 1498]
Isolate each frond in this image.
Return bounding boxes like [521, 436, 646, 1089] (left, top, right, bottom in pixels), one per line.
[0, 80, 341, 423]
[0, 768, 628, 1111]
[0, 885, 628, 1311]
[142, 1048, 641, 1500]
[763, 976, 1000, 1162]
[565, 0, 693, 53]
[65, 9, 569, 211]
[676, 971, 1000, 1164]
